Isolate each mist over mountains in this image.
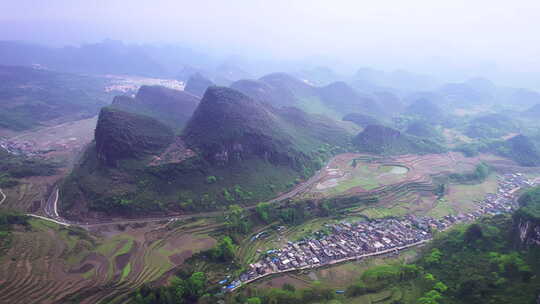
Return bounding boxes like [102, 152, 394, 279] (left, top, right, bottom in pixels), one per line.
[1, 39, 540, 95]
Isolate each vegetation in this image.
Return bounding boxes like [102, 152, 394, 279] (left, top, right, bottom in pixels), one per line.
[487, 134, 540, 166]
[184, 73, 214, 97]
[228, 215, 540, 304]
[110, 85, 199, 132]
[94, 107, 175, 166]
[464, 114, 518, 139]
[405, 120, 442, 141]
[342, 113, 381, 128]
[404, 98, 445, 123]
[208, 236, 236, 262]
[0, 65, 111, 130]
[0, 211, 29, 254]
[63, 86, 353, 215]
[353, 125, 446, 155]
[0, 148, 58, 187]
[448, 162, 490, 184]
[516, 186, 540, 220]
[133, 271, 212, 304]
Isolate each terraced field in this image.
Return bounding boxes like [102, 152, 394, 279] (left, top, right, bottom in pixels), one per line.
[295, 152, 499, 219]
[0, 217, 218, 304]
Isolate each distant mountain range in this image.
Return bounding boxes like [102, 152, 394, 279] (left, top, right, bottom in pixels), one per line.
[231, 72, 400, 120]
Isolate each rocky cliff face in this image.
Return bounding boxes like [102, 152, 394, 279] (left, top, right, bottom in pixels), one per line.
[514, 186, 540, 248]
[516, 216, 540, 247]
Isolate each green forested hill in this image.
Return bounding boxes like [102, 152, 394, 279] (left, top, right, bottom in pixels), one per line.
[61, 86, 352, 217]
[110, 85, 200, 132]
[94, 107, 175, 166]
[488, 135, 540, 166]
[353, 124, 446, 155]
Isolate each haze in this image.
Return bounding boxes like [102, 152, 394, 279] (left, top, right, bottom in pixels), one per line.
[1, 0, 540, 88]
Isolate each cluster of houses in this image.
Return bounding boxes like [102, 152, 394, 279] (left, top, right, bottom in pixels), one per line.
[225, 173, 534, 290]
[103, 75, 184, 93]
[0, 138, 35, 156]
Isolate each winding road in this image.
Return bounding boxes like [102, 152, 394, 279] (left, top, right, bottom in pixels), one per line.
[19, 160, 539, 230]
[0, 188, 6, 206]
[32, 164, 327, 229]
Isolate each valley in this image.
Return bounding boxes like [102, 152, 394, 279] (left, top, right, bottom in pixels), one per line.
[2, 136, 540, 304]
[2, 34, 540, 304]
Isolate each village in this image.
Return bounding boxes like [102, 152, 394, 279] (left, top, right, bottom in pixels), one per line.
[225, 173, 534, 290]
[0, 137, 34, 156]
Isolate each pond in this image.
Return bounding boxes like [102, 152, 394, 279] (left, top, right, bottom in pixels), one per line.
[382, 165, 409, 174]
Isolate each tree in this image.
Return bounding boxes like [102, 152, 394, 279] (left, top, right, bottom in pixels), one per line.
[346, 281, 367, 297]
[206, 176, 217, 184]
[225, 204, 249, 233]
[434, 282, 448, 293]
[302, 281, 334, 302]
[425, 248, 442, 265]
[211, 236, 236, 262]
[417, 290, 442, 304]
[185, 272, 206, 299]
[256, 202, 272, 223]
[434, 184, 446, 198]
[247, 297, 262, 304]
[424, 273, 436, 282]
[223, 189, 234, 202]
[464, 224, 483, 244]
[282, 283, 296, 292]
[170, 276, 186, 302]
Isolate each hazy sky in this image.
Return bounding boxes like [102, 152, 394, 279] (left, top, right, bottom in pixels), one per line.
[1, 0, 540, 85]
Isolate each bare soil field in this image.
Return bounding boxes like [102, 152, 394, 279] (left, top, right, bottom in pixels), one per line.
[8, 116, 97, 166]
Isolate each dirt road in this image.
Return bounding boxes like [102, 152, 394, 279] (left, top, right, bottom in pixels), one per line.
[35, 161, 329, 229]
[0, 188, 6, 205]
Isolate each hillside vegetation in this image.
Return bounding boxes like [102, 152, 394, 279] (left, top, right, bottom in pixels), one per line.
[342, 113, 381, 128]
[0, 147, 58, 187]
[488, 135, 540, 167]
[184, 86, 351, 172]
[233, 73, 383, 119]
[465, 114, 518, 139]
[516, 186, 540, 221]
[353, 125, 446, 155]
[184, 73, 215, 97]
[62, 86, 352, 216]
[94, 107, 175, 167]
[110, 85, 200, 132]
